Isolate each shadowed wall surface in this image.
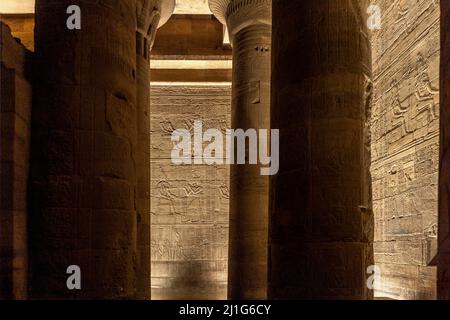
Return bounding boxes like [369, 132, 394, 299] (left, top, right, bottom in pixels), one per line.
[0, 21, 31, 300]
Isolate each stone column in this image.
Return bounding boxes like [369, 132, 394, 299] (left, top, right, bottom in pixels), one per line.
[209, 0, 272, 300]
[31, 0, 138, 298]
[135, 0, 174, 300]
[439, 0, 450, 300]
[269, 0, 373, 299]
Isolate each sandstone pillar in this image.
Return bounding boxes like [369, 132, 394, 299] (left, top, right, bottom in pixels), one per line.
[31, 0, 138, 298]
[439, 0, 450, 299]
[269, 0, 373, 299]
[135, 0, 174, 300]
[209, 0, 272, 300]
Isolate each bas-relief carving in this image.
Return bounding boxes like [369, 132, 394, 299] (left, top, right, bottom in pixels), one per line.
[153, 180, 203, 216]
[384, 53, 439, 147]
[371, 0, 439, 300]
[150, 85, 231, 299]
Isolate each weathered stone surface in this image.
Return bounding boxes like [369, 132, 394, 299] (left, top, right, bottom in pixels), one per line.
[0, 15, 34, 51]
[371, 0, 439, 300]
[0, 21, 31, 300]
[269, 0, 373, 299]
[136, 0, 175, 300]
[209, 0, 271, 300]
[30, 0, 139, 299]
[2, 0, 447, 301]
[150, 84, 230, 300]
[0, 29, 30, 302]
[439, 0, 450, 300]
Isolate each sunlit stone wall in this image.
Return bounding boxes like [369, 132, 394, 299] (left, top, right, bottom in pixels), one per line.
[150, 83, 231, 299]
[371, 0, 439, 299]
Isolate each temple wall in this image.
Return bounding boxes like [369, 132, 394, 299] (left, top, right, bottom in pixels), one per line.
[0, 22, 32, 299]
[371, 0, 439, 299]
[0, 1, 444, 300]
[150, 84, 230, 299]
[0, 15, 34, 51]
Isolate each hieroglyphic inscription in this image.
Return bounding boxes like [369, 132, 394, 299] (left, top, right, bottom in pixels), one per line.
[150, 84, 231, 299]
[371, 0, 439, 300]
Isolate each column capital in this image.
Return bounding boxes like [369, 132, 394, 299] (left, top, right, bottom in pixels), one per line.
[137, 0, 175, 48]
[209, 0, 271, 40]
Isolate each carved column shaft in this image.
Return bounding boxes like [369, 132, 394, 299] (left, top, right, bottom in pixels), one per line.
[31, 0, 138, 298]
[135, 0, 173, 300]
[210, 0, 272, 300]
[135, 31, 152, 299]
[269, 0, 373, 299]
[135, 1, 155, 301]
